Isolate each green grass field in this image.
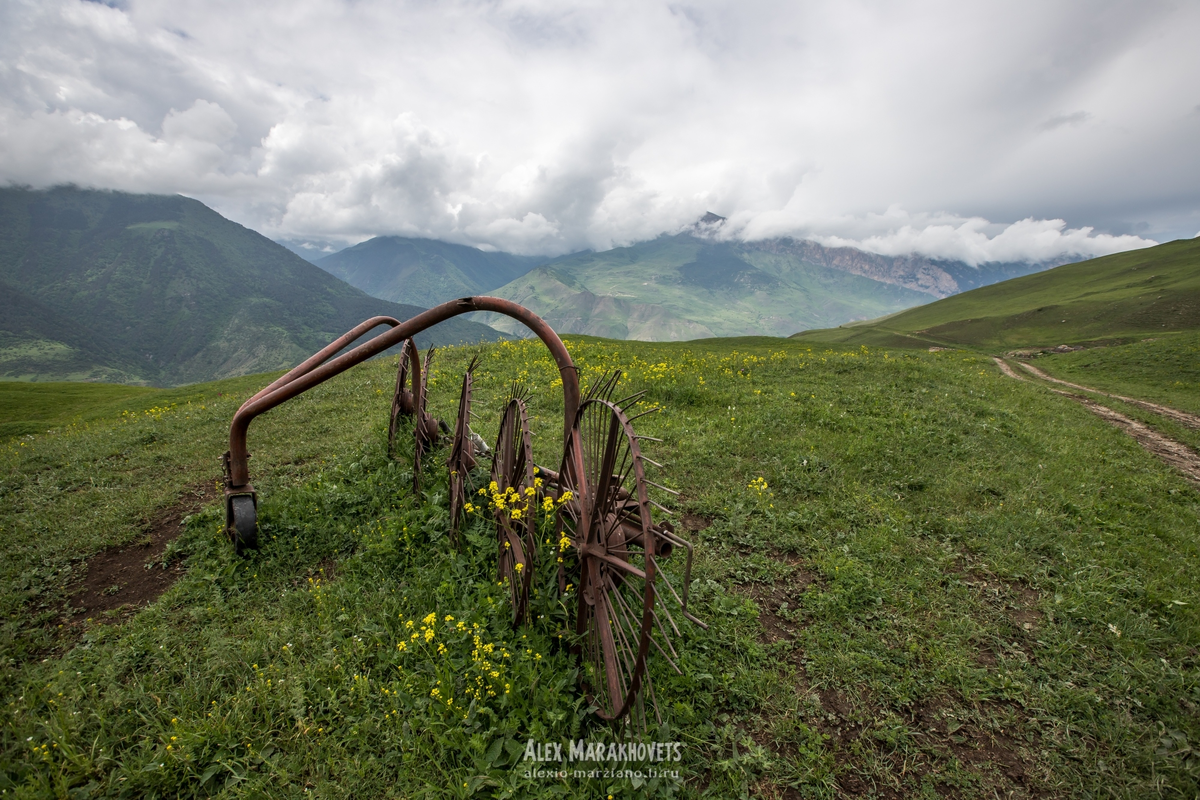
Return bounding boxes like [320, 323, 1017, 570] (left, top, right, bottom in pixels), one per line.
[792, 238, 1200, 351]
[0, 383, 161, 440]
[3, 338, 1200, 797]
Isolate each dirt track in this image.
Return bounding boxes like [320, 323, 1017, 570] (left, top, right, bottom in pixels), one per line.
[994, 358, 1200, 489]
[1015, 361, 1200, 430]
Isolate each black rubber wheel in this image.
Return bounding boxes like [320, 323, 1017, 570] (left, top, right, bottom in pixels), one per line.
[229, 495, 258, 556]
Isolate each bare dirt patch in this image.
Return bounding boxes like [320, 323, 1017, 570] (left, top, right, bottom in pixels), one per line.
[907, 699, 1040, 797]
[680, 513, 712, 533]
[737, 558, 818, 645]
[63, 481, 214, 621]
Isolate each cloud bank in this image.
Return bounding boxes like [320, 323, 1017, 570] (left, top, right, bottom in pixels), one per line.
[1, 0, 1196, 262]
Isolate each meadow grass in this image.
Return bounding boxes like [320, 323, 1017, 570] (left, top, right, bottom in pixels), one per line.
[3, 338, 1199, 797]
[0, 383, 156, 440]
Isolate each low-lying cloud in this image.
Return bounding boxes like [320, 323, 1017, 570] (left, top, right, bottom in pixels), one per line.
[1, 0, 1197, 262]
[726, 207, 1157, 266]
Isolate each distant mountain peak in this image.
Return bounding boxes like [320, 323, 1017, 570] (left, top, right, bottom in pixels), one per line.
[697, 212, 726, 226]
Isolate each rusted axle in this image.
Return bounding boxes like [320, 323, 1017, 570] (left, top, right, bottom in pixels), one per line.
[223, 297, 580, 550]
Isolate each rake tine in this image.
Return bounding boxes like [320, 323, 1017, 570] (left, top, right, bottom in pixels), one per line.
[646, 622, 682, 673]
[647, 673, 662, 726]
[645, 479, 680, 496]
[587, 370, 622, 401]
[650, 499, 674, 515]
[653, 593, 683, 643]
[614, 389, 647, 409]
[626, 407, 660, 423]
[641, 456, 666, 469]
[636, 435, 663, 443]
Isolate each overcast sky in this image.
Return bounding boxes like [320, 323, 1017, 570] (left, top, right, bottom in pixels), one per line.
[2, 0, 1198, 263]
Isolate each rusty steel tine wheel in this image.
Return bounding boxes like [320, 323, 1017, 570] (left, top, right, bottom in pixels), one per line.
[413, 348, 443, 494]
[491, 388, 537, 626]
[557, 383, 661, 726]
[387, 339, 420, 457]
[447, 357, 481, 545]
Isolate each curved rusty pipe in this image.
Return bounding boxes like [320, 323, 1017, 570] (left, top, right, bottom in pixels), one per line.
[225, 297, 579, 490]
[237, 315, 403, 415]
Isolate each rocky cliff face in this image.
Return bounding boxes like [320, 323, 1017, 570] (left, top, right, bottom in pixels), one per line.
[743, 239, 963, 298]
[740, 237, 1066, 299]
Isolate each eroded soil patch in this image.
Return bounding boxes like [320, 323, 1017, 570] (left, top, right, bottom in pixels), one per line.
[62, 481, 215, 622]
[735, 552, 817, 646]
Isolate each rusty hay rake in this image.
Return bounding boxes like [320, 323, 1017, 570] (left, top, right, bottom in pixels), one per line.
[222, 297, 705, 727]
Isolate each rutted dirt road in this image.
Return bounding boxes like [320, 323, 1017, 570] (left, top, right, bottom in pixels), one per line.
[1015, 361, 1200, 430]
[994, 357, 1200, 489]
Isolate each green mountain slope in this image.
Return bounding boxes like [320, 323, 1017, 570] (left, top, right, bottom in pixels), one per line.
[481, 234, 940, 339]
[0, 187, 502, 385]
[316, 236, 545, 308]
[791, 238, 1200, 350]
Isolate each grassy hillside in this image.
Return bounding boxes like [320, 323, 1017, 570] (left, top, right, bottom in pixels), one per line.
[0, 382, 157, 440]
[0, 187, 502, 385]
[792, 238, 1200, 350]
[483, 235, 936, 339]
[316, 236, 545, 309]
[3, 338, 1199, 796]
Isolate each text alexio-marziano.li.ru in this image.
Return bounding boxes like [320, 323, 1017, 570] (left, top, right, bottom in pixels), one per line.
[523, 739, 684, 765]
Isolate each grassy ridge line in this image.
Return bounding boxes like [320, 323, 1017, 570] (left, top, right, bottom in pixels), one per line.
[0, 186, 504, 385]
[3, 339, 1200, 796]
[791, 238, 1200, 350]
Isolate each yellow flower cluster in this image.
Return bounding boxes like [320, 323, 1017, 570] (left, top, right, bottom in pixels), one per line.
[475, 476, 561, 525]
[748, 475, 774, 508]
[464, 628, 511, 704]
[120, 403, 179, 422]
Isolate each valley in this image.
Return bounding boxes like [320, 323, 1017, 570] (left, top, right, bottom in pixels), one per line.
[1, 189, 1197, 798]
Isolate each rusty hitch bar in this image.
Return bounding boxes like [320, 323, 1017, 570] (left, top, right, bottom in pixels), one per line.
[223, 297, 580, 553]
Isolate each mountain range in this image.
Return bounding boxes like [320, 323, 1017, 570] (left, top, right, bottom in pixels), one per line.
[0, 187, 501, 386]
[311, 215, 1065, 340]
[1, 186, 1131, 389]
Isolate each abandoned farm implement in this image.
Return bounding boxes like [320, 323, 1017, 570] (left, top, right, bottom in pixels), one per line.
[220, 297, 706, 727]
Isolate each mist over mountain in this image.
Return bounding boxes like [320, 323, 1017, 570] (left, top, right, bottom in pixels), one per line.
[0, 187, 502, 386]
[304, 212, 1068, 340]
[466, 218, 1068, 339]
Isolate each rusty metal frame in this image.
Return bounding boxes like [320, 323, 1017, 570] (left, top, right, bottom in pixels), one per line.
[224, 297, 581, 535]
[221, 298, 705, 728]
